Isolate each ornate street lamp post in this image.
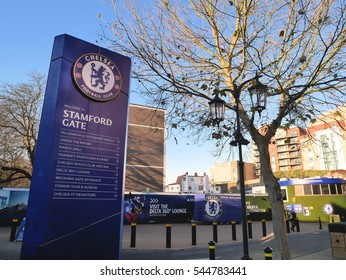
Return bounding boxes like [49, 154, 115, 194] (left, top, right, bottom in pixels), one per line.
[208, 94, 226, 127]
[208, 75, 268, 260]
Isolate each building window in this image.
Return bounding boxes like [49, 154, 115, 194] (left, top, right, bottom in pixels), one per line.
[321, 134, 338, 170]
[330, 184, 337, 195]
[278, 146, 286, 152]
[198, 185, 203, 191]
[302, 183, 345, 195]
[281, 188, 288, 201]
[304, 185, 312, 195]
[280, 166, 291, 171]
[342, 184, 346, 194]
[321, 184, 329, 195]
[312, 184, 321, 195]
[272, 163, 276, 172]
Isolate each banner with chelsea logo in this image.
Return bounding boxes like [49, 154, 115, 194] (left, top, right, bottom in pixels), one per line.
[194, 194, 242, 223]
[21, 34, 131, 260]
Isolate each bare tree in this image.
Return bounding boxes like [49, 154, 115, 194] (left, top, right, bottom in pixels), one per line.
[102, 0, 346, 259]
[0, 72, 45, 187]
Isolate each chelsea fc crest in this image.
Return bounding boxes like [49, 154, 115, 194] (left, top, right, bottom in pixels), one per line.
[73, 53, 122, 101]
[204, 196, 223, 221]
[323, 204, 334, 215]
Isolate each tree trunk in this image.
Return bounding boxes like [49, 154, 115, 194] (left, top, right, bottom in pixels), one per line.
[259, 145, 291, 259]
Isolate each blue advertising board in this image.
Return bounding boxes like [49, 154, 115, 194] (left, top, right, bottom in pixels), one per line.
[20, 34, 131, 259]
[285, 204, 303, 213]
[193, 194, 242, 223]
[123, 194, 195, 224]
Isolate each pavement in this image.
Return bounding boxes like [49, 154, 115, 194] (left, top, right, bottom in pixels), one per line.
[121, 221, 335, 260]
[0, 221, 338, 260]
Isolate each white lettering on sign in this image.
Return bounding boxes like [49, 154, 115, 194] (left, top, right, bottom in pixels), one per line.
[62, 109, 112, 130]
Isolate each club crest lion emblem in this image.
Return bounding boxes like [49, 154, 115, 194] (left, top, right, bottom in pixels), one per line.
[73, 53, 122, 101]
[204, 195, 223, 221]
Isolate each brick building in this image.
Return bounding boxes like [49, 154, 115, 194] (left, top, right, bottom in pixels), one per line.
[253, 106, 346, 175]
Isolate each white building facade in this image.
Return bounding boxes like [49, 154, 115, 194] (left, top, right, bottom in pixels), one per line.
[165, 172, 221, 194]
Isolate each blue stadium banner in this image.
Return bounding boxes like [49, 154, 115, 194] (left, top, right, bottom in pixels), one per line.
[20, 34, 131, 260]
[124, 194, 195, 224]
[193, 194, 242, 223]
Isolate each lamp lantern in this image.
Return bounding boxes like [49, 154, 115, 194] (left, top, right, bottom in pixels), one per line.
[208, 94, 225, 125]
[248, 77, 268, 114]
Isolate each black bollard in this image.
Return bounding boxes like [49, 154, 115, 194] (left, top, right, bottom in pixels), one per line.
[10, 218, 19, 242]
[263, 246, 273, 260]
[130, 222, 136, 247]
[286, 219, 290, 234]
[296, 218, 300, 232]
[212, 222, 218, 243]
[166, 223, 172, 248]
[318, 217, 323, 230]
[208, 240, 216, 260]
[247, 220, 253, 239]
[191, 223, 197, 245]
[262, 219, 267, 237]
[231, 221, 237, 241]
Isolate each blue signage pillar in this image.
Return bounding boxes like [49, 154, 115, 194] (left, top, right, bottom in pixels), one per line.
[20, 34, 131, 259]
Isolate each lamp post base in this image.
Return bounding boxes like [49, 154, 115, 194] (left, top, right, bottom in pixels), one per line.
[241, 255, 252, 260]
